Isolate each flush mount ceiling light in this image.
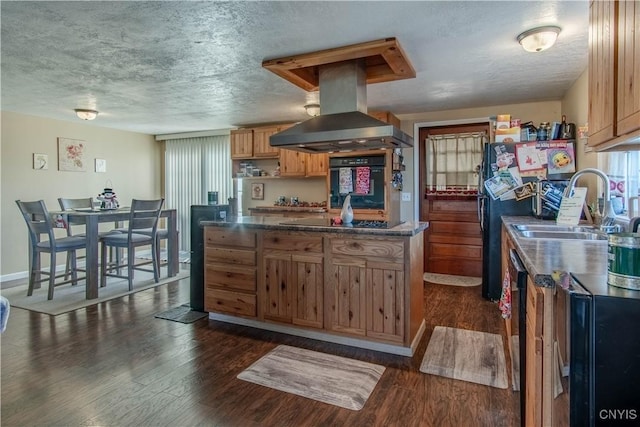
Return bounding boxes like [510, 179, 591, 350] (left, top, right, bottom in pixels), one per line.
[304, 103, 320, 117]
[74, 109, 99, 120]
[517, 26, 561, 53]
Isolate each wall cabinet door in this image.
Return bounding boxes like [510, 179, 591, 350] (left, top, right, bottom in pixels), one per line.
[280, 149, 307, 177]
[305, 153, 328, 177]
[616, 0, 640, 137]
[253, 125, 283, 158]
[230, 129, 254, 159]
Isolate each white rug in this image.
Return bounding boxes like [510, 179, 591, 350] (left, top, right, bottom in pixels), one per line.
[1, 267, 190, 316]
[423, 272, 482, 287]
[420, 326, 508, 389]
[238, 345, 385, 411]
[136, 249, 191, 264]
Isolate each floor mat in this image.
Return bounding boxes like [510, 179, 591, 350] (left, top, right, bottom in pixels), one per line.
[420, 326, 508, 389]
[237, 344, 385, 411]
[154, 304, 208, 323]
[423, 272, 481, 287]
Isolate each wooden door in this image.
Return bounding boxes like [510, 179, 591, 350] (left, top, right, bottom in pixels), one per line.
[253, 125, 282, 158]
[280, 149, 307, 177]
[328, 256, 367, 336]
[291, 253, 324, 328]
[305, 153, 328, 177]
[230, 129, 253, 159]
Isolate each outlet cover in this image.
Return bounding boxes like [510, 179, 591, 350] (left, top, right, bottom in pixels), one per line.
[401, 192, 411, 202]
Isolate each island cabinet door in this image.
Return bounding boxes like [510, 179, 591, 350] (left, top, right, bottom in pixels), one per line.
[261, 250, 324, 328]
[366, 263, 405, 344]
[327, 257, 367, 336]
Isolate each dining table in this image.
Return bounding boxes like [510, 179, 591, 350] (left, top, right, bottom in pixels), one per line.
[50, 207, 179, 299]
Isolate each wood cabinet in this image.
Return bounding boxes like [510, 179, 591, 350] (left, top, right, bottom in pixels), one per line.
[328, 237, 405, 343]
[230, 129, 254, 159]
[422, 197, 482, 276]
[369, 111, 401, 128]
[279, 150, 328, 177]
[261, 231, 324, 328]
[588, 0, 640, 150]
[305, 153, 329, 177]
[204, 228, 257, 317]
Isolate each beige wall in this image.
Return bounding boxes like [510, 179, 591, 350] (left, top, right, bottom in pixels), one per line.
[1, 111, 161, 279]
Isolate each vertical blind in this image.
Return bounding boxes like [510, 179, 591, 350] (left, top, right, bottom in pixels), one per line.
[426, 132, 486, 190]
[165, 135, 231, 252]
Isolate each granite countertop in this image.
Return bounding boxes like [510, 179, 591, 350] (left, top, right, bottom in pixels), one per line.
[248, 206, 327, 213]
[201, 216, 429, 237]
[502, 216, 609, 287]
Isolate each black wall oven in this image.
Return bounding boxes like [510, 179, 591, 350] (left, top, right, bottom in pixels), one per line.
[329, 155, 385, 210]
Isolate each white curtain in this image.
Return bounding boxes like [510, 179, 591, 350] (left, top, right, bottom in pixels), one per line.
[165, 135, 231, 252]
[604, 151, 640, 216]
[426, 132, 486, 190]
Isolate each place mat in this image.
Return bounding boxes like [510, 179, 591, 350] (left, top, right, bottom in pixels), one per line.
[154, 304, 207, 323]
[420, 326, 508, 389]
[1, 268, 190, 316]
[423, 272, 482, 287]
[238, 344, 385, 411]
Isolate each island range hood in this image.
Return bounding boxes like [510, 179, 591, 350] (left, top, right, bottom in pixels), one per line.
[263, 38, 415, 153]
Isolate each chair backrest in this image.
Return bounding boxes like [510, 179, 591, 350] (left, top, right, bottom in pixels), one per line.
[128, 199, 164, 235]
[58, 197, 93, 210]
[16, 200, 56, 248]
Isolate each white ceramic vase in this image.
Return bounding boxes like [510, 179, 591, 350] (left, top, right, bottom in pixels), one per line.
[340, 194, 354, 223]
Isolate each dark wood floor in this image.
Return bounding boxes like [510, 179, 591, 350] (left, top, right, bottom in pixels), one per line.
[1, 277, 519, 427]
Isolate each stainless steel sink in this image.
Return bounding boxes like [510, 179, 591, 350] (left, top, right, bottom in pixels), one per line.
[512, 224, 596, 233]
[517, 230, 607, 240]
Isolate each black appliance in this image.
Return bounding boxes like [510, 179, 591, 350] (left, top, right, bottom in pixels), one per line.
[190, 204, 229, 312]
[508, 249, 528, 427]
[329, 155, 385, 210]
[478, 142, 574, 300]
[565, 273, 640, 426]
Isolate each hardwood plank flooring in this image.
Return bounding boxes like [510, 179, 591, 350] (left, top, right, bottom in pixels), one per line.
[1, 278, 519, 426]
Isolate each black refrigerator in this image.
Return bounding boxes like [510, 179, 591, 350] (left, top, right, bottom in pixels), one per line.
[478, 142, 574, 300]
[567, 274, 640, 426]
[190, 204, 229, 312]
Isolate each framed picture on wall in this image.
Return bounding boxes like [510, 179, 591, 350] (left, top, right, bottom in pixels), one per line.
[33, 153, 48, 170]
[58, 137, 86, 172]
[251, 183, 264, 200]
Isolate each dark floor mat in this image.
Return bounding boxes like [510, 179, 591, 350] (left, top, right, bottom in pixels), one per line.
[154, 304, 208, 323]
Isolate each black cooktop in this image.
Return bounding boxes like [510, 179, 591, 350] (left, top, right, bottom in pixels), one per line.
[280, 218, 400, 229]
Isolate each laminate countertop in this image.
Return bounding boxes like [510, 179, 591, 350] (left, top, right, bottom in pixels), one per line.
[201, 216, 428, 237]
[502, 216, 609, 288]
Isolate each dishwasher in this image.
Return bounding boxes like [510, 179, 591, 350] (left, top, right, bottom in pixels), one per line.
[508, 249, 528, 427]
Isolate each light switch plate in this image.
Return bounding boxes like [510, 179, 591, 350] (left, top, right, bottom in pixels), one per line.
[402, 192, 411, 202]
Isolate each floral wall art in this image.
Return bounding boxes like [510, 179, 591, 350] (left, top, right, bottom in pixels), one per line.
[58, 137, 86, 172]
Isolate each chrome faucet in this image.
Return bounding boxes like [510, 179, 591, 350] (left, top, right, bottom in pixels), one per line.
[565, 168, 619, 231]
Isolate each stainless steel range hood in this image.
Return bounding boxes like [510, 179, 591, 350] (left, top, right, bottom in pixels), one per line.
[269, 59, 413, 153]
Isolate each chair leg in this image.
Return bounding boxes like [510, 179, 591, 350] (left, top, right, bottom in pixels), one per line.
[64, 253, 72, 280]
[48, 253, 56, 300]
[152, 240, 160, 283]
[70, 250, 78, 285]
[27, 250, 38, 296]
[100, 241, 108, 287]
[127, 246, 134, 291]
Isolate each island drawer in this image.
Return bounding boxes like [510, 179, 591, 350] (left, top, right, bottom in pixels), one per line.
[206, 247, 256, 266]
[205, 288, 256, 317]
[262, 231, 323, 253]
[330, 238, 404, 260]
[206, 263, 256, 292]
[205, 228, 256, 248]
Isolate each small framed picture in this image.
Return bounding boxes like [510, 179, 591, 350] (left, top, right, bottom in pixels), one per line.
[33, 153, 48, 170]
[95, 158, 107, 173]
[251, 182, 264, 200]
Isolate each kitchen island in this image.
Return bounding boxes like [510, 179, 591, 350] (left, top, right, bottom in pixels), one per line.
[201, 216, 428, 356]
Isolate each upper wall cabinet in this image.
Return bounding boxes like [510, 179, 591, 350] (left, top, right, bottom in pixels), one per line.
[231, 124, 292, 160]
[588, 0, 640, 150]
[369, 111, 401, 128]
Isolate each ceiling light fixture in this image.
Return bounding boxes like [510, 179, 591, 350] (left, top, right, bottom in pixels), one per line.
[517, 26, 561, 53]
[304, 103, 320, 117]
[74, 109, 99, 120]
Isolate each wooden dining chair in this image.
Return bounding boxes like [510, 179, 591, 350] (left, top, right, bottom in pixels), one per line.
[100, 199, 164, 290]
[16, 200, 87, 300]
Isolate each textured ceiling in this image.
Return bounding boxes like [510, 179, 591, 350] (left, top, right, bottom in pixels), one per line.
[1, 1, 589, 136]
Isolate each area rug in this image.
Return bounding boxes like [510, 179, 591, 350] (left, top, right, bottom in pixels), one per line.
[237, 344, 385, 410]
[136, 249, 191, 264]
[1, 268, 190, 316]
[154, 303, 207, 323]
[419, 326, 508, 389]
[511, 335, 520, 391]
[423, 272, 482, 287]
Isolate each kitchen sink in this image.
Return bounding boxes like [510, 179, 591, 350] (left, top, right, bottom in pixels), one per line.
[512, 224, 597, 233]
[517, 230, 607, 240]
